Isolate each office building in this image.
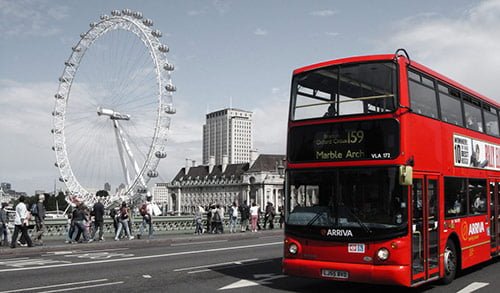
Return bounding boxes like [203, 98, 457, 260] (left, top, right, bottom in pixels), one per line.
[202, 108, 253, 165]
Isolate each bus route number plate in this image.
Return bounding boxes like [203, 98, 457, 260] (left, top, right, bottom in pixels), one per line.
[321, 269, 349, 279]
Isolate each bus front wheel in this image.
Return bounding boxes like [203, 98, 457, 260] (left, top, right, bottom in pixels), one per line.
[442, 239, 458, 284]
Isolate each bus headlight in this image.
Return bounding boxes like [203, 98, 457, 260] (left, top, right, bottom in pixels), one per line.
[377, 248, 390, 261]
[288, 243, 298, 255]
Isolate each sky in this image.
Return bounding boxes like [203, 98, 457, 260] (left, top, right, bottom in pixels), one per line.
[1, 0, 500, 194]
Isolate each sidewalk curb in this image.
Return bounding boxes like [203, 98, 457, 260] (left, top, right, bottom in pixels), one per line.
[0, 229, 284, 257]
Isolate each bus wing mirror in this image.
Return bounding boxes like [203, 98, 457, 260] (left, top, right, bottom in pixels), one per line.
[399, 165, 413, 186]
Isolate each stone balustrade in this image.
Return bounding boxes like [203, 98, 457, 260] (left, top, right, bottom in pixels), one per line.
[34, 216, 282, 238]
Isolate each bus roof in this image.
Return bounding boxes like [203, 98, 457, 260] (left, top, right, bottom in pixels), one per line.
[293, 53, 499, 108]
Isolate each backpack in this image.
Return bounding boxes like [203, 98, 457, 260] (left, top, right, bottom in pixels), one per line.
[139, 204, 148, 216]
[31, 203, 38, 216]
[212, 210, 221, 222]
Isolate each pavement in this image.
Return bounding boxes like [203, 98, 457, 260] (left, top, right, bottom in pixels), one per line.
[0, 228, 284, 257]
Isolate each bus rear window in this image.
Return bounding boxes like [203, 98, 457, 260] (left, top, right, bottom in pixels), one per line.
[291, 62, 397, 121]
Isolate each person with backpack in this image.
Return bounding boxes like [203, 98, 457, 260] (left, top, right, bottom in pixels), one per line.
[239, 200, 250, 232]
[89, 196, 105, 242]
[115, 202, 134, 241]
[138, 196, 154, 239]
[32, 194, 46, 245]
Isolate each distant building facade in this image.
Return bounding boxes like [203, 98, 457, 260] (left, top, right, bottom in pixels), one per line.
[202, 108, 253, 165]
[165, 154, 285, 215]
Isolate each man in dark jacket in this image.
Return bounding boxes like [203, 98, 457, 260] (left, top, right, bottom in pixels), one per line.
[90, 197, 105, 241]
[239, 200, 250, 232]
[33, 194, 46, 245]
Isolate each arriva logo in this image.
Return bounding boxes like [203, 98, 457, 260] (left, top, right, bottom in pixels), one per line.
[468, 222, 485, 236]
[461, 221, 485, 240]
[326, 229, 353, 237]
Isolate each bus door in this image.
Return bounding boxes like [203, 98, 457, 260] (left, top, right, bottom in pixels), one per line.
[490, 180, 500, 256]
[411, 175, 440, 283]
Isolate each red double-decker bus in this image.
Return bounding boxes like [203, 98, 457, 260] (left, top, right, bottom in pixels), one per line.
[282, 49, 500, 287]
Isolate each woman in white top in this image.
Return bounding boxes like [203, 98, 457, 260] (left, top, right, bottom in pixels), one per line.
[250, 202, 259, 232]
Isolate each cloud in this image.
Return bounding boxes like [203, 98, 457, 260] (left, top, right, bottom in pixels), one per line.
[254, 28, 268, 36]
[252, 89, 288, 155]
[0, 0, 69, 37]
[383, 0, 500, 100]
[0, 79, 59, 193]
[310, 10, 337, 17]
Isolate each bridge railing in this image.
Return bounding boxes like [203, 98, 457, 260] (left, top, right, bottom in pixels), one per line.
[36, 216, 283, 238]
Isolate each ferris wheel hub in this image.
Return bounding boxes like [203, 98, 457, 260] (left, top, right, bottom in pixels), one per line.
[97, 106, 130, 120]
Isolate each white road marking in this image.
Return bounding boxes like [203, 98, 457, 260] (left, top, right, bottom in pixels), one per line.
[142, 275, 152, 278]
[0, 279, 109, 293]
[0, 241, 282, 273]
[218, 274, 287, 290]
[64, 252, 134, 260]
[219, 279, 259, 290]
[457, 282, 490, 293]
[173, 258, 258, 272]
[39, 281, 124, 293]
[0, 258, 71, 268]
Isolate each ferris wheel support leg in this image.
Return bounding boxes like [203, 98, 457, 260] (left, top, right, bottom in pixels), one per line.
[114, 120, 132, 187]
[114, 120, 147, 189]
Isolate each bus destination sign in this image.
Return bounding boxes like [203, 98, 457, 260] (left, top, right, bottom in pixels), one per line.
[288, 119, 399, 163]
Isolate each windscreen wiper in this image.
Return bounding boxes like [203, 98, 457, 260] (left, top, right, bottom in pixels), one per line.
[343, 206, 372, 235]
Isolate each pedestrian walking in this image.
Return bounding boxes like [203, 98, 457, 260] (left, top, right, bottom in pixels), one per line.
[115, 202, 134, 240]
[239, 200, 250, 232]
[279, 206, 285, 229]
[10, 196, 33, 248]
[32, 194, 47, 246]
[138, 197, 154, 239]
[250, 202, 259, 232]
[264, 202, 275, 230]
[90, 196, 105, 242]
[229, 202, 239, 233]
[194, 206, 204, 235]
[71, 202, 89, 243]
[0, 202, 8, 246]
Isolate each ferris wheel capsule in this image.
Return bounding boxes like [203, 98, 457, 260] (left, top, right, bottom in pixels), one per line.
[72, 46, 81, 52]
[59, 177, 68, 182]
[143, 19, 153, 26]
[80, 33, 86, 38]
[165, 83, 176, 92]
[111, 10, 121, 16]
[137, 187, 148, 194]
[100, 14, 109, 20]
[163, 63, 174, 71]
[133, 11, 143, 19]
[155, 151, 167, 158]
[151, 29, 162, 37]
[55, 93, 64, 99]
[122, 9, 132, 16]
[147, 170, 159, 178]
[90, 22, 97, 28]
[158, 44, 169, 53]
[164, 104, 176, 114]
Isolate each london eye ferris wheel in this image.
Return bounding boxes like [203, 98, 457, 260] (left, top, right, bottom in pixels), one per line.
[52, 9, 176, 206]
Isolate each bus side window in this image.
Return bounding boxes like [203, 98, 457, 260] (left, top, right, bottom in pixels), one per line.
[445, 177, 467, 218]
[468, 179, 487, 215]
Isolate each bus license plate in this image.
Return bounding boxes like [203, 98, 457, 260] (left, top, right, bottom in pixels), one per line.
[321, 269, 349, 279]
